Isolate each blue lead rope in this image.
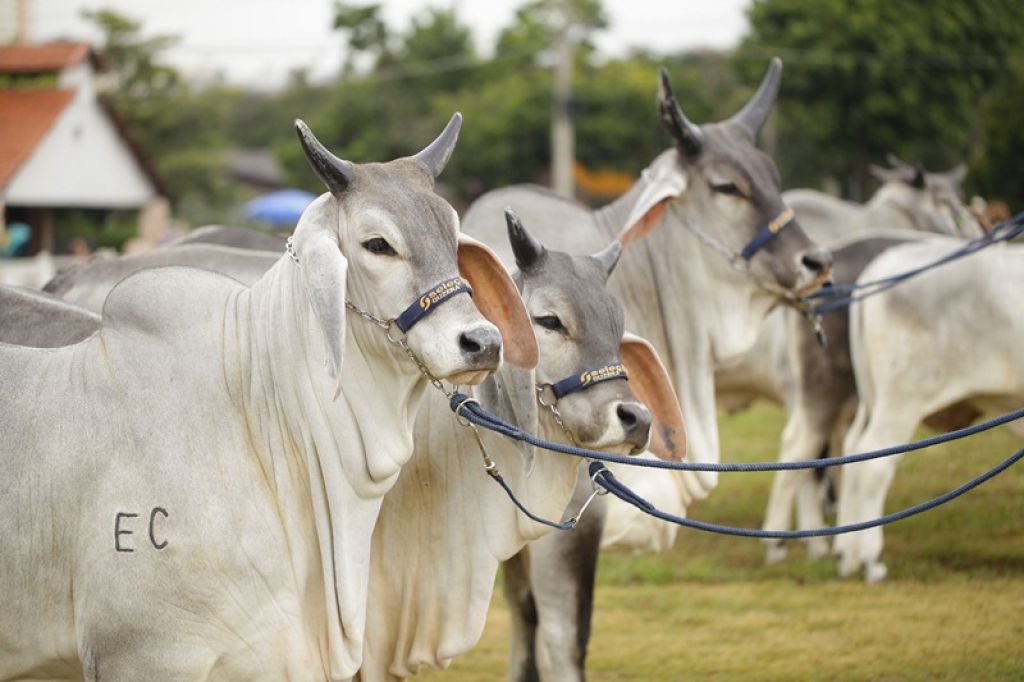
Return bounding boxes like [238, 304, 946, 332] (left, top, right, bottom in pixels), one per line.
[450, 393, 1024, 537]
[806, 211, 1024, 316]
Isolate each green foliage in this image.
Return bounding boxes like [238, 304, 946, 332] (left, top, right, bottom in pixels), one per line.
[970, 54, 1024, 209]
[739, 0, 1024, 198]
[82, 8, 239, 214]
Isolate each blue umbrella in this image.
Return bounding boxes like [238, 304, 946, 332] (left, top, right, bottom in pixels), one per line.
[244, 189, 317, 226]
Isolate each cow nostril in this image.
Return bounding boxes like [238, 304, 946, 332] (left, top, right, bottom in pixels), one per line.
[617, 403, 651, 434]
[459, 327, 501, 361]
[459, 332, 481, 355]
[617, 404, 637, 428]
[801, 249, 833, 274]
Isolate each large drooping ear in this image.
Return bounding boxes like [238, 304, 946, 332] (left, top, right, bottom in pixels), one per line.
[458, 233, 538, 369]
[728, 57, 782, 138]
[295, 119, 354, 196]
[658, 67, 704, 158]
[619, 332, 686, 461]
[292, 196, 349, 395]
[411, 112, 462, 179]
[617, 153, 687, 249]
[476, 364, 539, 474]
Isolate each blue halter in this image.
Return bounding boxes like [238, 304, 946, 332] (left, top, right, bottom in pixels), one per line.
[740, 207, 795, 261]
[548, 361, 629, 400]
[393, 276, 473, 333]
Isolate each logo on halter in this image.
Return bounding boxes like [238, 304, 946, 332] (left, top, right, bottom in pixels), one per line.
[420, 277, 470, 312]
[580, 363, 627, 386]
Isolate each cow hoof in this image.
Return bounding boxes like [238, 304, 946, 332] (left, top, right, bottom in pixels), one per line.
[864, 562, 888, 584]
[764, 543, 788, 565]
[804, 537, 829, 560]
[836, 554, 859, 579]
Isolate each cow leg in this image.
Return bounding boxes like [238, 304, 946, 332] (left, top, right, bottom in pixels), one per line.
[836, 408, 914, 583]
[527, 478, 607, 682]
[504, 548, 541, 682]
[762, 401, 834, 563]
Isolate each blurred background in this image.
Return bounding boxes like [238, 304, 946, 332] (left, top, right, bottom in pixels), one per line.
[1, 0, 1022, 258]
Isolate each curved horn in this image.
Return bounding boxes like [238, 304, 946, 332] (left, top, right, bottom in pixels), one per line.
[295, 119, 354, 196]
[658, 67, 704, 158]
[412, 112, 463, 178]
[729, 57, 782, 138]
[910, 163, 926, 190]
[505, 207, 546, 272]
[591, 239, 622, 279]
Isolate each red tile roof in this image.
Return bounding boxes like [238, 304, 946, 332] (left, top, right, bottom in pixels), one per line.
[0, 88, 75, 190]
[0, 41, 93, 73]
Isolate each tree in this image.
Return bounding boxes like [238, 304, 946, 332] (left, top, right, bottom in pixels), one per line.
[970, 54, 1024, 210]
[738, 0, 1024, 198]
[82, 9, 241, 223]
[332, 2, 390, 73]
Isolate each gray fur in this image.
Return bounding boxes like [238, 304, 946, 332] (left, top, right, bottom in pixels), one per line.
[0, 286, 100, 347]
[171, 225, 288, 251]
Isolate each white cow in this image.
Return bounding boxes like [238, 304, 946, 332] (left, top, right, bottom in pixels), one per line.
[462, 60, 832, 680]
[357, 211, 684, 680]
[0, 116, 535, 680]
[836, 235, 1024, 582]
[714, 162, 986, 565]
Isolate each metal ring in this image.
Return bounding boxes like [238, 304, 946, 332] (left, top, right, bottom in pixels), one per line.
[453, 396, 480, 427]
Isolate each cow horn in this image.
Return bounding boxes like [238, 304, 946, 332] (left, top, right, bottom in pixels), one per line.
[729, 57, 782, 138]
[295, 119, 354, 196]
[910, 163, 926, 189]
[658, 67, 704, 158]
[505, 208, 546, 272]
[412, 112, 463, 178]
[591, 239, 622, 280]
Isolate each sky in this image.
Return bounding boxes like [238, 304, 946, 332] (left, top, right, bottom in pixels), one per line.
[16, 0, 751, 88]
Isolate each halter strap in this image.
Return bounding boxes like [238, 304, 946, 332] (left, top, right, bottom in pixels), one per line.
[394, 276, 473, 333]
[548, 361, 629, 400]
[740, 207, 795, 261]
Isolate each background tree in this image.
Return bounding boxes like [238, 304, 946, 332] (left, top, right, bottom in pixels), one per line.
[738, 0, 1024, 199]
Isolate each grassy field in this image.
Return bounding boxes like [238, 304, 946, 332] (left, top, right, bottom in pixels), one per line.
[421, 403, 1024, 680]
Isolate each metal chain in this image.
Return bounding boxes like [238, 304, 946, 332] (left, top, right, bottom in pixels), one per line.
[535, 384, 609, 520]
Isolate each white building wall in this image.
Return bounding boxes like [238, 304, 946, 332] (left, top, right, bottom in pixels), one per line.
[4, 88, 157, 209]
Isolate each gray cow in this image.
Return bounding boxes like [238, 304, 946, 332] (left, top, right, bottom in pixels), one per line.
[462, 60, 831, 681]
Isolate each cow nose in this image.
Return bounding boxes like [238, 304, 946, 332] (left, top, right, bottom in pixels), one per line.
[617, 402, 652, 446]
[800, 248, 833, 276]
[458, 326, 502, 366]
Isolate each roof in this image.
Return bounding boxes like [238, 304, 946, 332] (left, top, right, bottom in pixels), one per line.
[0, 88, 75, 190]
[0, 41, 94, 74]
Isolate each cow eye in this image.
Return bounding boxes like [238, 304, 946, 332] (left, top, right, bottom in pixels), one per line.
[362, 237, 397, 256]
[711, 182, 745, 198]
[534, 315, 565, 332]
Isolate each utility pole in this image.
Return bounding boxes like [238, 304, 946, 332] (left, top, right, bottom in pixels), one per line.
[551, 0, 575, 199]
[14, 0, 30, 43]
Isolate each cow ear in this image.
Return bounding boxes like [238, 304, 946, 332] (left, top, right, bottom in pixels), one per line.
[619, 332, 686, 461]
[617, 155, 687, 249]
[293, 197, 348, 397]
[476, 364, 539, 474]
[458, 233, 538, 369]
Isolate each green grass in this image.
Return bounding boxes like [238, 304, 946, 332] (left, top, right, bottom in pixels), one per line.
[421, 404, 1024, 680]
